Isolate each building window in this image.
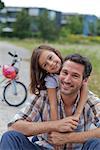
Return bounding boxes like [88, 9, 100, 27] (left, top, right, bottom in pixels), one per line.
[28, 8, 39, 16]
[49, 11, 56, 20]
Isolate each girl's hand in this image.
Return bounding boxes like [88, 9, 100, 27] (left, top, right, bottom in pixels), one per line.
[54, 116, 79, 132]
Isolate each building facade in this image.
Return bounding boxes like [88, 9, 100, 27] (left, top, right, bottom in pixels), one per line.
[0, 6, 62, 35]
[0, 6, 98, 36]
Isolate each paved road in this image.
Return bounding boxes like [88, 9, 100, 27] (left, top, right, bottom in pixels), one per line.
[0, 41, 32, 136]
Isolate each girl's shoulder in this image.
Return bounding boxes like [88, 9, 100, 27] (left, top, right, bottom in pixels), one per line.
[45, 74, 58, 80]
[44, 74, 59, 88]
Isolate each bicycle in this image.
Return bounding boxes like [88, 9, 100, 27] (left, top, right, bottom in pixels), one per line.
[0, 51, 27, 107]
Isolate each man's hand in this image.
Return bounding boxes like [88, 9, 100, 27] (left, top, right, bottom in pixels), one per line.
[48, 128, 100, 145]
[48, 132, 70, 145]
[54, 116, 79, 132]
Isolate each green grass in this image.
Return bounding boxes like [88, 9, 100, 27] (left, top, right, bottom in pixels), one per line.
[1, 37, 100, 97]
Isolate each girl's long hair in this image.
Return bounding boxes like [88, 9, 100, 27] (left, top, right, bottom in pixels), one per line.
[29, 45, 63, 94]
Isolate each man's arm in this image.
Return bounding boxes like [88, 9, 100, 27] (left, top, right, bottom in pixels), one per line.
[8, 116, 79, 137]
[48, 128, 100, 145]
[8, 120, 56, 136]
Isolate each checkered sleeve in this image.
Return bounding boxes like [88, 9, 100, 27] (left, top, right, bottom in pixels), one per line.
[88, 91, 100, 127]
[8, 94, 43, 127]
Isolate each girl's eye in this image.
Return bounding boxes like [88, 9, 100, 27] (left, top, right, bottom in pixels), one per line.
[48, 55, 52, 60]
[43, 63, 47, 68]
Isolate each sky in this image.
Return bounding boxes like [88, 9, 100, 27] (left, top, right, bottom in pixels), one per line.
[2, 0, 100, 17]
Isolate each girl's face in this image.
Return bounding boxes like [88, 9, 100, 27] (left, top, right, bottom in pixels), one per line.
[39, 50, 62, 73]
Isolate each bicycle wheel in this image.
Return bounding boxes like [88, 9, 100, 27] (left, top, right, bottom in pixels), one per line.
[3, 81, 27, 106]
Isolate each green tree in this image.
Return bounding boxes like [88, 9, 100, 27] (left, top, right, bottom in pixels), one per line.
[13, 9, 32, 38]
[0, 0, 4, 10]
[97, 19, 100, 35]
[0, 0, 4, 34]
[66, 15, 83, 34]
[37, 10, 59, 40]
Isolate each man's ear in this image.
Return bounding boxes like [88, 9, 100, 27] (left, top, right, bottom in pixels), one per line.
[83, 77, 88, 83]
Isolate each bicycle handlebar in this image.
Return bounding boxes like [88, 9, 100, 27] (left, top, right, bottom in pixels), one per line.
[8, 52, 18, 57]
[8, 51, 21, 66]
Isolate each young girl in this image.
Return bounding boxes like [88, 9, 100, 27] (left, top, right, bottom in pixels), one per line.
[29, 45, 88, 121]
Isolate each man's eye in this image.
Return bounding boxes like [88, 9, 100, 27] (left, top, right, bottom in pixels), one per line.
[72, 75, 79, 78]
[62, 71, 68, 75]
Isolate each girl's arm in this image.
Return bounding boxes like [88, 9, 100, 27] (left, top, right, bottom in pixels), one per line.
[47, 88, 58, 120]
[74, 82, 88, 119]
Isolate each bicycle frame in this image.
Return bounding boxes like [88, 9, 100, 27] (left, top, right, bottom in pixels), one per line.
[10, 80, 17, 95]
[0, 51, 27, 106]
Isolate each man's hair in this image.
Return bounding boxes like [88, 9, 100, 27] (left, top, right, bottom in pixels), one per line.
[63, 53, 92, 79]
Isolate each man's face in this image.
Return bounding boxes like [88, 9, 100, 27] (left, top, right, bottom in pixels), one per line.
[59, 60, 85, 96]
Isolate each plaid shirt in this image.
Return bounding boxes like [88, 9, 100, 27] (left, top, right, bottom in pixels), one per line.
[8, 90, 100, 150]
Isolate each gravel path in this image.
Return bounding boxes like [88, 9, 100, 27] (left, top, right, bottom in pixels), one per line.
[0, 41, 32, 136]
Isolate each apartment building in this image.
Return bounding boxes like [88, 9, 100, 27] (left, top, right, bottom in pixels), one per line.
[0, 6, 97, 36]
[0, 6, 62, 34]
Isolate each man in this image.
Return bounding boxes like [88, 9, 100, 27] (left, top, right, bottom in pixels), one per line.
[0, 54, 100, 150]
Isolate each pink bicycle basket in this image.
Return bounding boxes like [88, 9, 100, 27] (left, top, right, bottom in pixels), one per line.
[3, 65, 16, 79]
